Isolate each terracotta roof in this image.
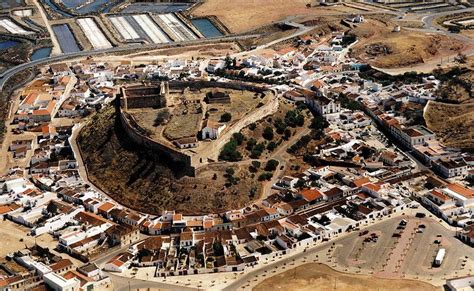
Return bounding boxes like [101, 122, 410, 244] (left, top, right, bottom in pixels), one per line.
[447, 183, 474, 198]
[50, 259, 73, 271]
[353, 177, 370, 188]
[300, 189, 323, 202]
[98, 202, 115, 213]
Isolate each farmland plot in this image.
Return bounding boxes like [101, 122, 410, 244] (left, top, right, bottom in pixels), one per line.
[77, 18, 112, 50]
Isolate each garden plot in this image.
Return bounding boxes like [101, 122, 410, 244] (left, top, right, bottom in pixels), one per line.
[77, 18, 112, 50]
[110, 16, 140, 40]
[132, 14, 170, 44]
[157, 13, 198, 41]
[0, 18, 33, 35]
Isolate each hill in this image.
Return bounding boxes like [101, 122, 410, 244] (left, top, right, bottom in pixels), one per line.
[77, 106, 261, 215]
[424, 101, 474, 150]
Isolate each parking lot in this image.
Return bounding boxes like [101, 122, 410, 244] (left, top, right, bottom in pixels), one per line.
[332, 215, 474, 284]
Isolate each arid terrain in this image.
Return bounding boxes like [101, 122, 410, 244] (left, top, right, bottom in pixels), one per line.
[77, 107, 262, 215]
[254, 263, 440, 291]
[350, 18, 466, 68]
[192, 0, 364, 33]
[424, 100, 474, 149]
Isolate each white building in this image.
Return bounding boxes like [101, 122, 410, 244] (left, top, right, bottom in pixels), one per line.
[44, 272, 80, 291]
[201, 120, 225, 140]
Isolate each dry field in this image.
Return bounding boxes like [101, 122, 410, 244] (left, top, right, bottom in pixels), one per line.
[254, 263, 439, 291]
[206, 89, 267, 124]
[424, 101, 474, 149]
[350, 19, 466, 68]
[192, 0, 364, 33]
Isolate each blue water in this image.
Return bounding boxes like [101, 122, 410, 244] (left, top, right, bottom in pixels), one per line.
[0, 40, 20, 50]
[42, 0, 74, 17]
[61, 0, 112, 14]
[191, 19, 223, 38]
[31, 47, 52, 60]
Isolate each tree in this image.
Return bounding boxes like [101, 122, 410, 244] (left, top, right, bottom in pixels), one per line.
[246, 138, 257, 151]
[284, 128, 292, 140]
[263, 126, 274, 140]
[220, 112, 232, 122]
[265, 159, 279, 171]
[310, 116, 329, 130]
[46, 202, 57, 215]
[219, 140, 242, 161]
[251, 161, 261, 169]
[232, 132, 245, 145]
[267, 141, 277, 151]
[258, 172, 273, 181]
[225, 167, 235, 176]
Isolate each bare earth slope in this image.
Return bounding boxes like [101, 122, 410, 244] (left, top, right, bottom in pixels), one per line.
[77, 107, 260, 215]
[424, 101, 474, 149]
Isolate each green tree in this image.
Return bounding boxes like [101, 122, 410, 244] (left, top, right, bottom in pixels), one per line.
[232, 132, 245, 145]
[263, 126, 274, 140]
[265, 159, 279, 171]
[267, 141, 277, 151]
[220, 112, 232, 122]
[219, 140, 242, 161]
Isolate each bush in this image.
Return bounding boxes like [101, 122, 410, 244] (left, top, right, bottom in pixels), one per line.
[220, 112, 232, 122]
[265, 159, 279, 171]
[249, 123, 257, 130]
[263, 126, 274, 140]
